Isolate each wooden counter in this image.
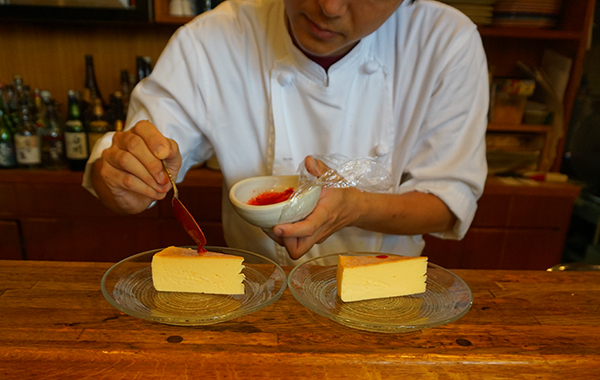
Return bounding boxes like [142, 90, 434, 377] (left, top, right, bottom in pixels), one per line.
[0, 168, 581, 269]
[0, 260, 598, 379]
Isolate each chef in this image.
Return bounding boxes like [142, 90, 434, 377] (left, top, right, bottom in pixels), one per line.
[83, 0, 489, 266]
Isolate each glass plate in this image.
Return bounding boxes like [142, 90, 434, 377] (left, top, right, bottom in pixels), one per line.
[101, 246, 286, 326]
[288, 253, 472, 333]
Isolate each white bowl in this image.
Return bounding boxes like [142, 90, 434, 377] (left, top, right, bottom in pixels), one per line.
[229, 175, 321, 228]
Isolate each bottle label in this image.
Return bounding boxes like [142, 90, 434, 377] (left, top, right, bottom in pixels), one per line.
[65, 131, 89, 160]
[89, 121, 109, 131]
[0, 141, 16, 167]
[14, 135, 41, 165]
[65, 120, 83, 130]
[43, 137, 65, 162]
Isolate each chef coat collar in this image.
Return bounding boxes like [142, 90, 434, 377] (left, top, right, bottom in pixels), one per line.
[275, 7, 379, 86]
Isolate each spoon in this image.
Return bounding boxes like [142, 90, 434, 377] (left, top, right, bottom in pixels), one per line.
[162, 160, 208, 253]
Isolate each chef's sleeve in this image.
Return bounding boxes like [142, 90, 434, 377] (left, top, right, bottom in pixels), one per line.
[82, 25, 214, 198]
[398, 27, 489, 240]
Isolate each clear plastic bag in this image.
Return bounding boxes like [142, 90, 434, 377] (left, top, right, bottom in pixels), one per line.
[279, 154, 393, 224]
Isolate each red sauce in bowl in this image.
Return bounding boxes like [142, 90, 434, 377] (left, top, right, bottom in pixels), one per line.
[247, 187, 295, 206]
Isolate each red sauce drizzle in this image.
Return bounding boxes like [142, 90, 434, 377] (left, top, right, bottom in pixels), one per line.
[247, 187, 294, 206]
[376, 255, 388, 259]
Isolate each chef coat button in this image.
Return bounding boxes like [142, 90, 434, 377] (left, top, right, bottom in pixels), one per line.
[277, 72, 294, 87]
[375, 143, 390, 156]
[363, 61, 380, 74]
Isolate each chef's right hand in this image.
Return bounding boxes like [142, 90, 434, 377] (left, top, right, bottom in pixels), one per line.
[92, 120, 182, 215]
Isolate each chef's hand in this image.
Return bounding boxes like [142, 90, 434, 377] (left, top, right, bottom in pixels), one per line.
[264, 156, 359, 260]
[91, 120, 182, 215]
[265, 158, 458, 260]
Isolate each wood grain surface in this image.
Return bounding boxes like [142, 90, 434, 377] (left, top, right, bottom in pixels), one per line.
[0, 260, 599, 379]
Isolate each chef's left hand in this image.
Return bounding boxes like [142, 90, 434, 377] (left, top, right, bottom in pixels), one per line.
[263, 156, 360, 260]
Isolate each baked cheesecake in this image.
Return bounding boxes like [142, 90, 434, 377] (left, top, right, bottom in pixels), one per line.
[336, 254, 427, 302]
[152, 246, 245, 294]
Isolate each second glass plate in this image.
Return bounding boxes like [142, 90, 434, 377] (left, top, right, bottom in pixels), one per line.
[288, 253, 472, 333]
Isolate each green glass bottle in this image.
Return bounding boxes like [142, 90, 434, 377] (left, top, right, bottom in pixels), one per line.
[86, 97, 109, 154]
[64, 90, 89, 171]
[0, 87, 15, 134]
[0, 112, 17, 169]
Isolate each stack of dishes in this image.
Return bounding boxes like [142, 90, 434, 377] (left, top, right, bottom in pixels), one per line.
[492, 0, 563, 28]
[439, 0, 497, 26]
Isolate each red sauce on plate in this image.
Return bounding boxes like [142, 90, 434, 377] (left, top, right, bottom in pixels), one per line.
[247, 187, 294, 206]
[376, 255, 388, 259]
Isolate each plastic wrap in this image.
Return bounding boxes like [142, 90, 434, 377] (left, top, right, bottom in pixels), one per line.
[279, 154, 393, 224]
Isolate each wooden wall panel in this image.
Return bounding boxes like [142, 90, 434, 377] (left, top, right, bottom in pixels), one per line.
[471, 193, 511, 228]
[21, 217, 164, 262]
[20, 217, 226, 262]
[501, 229, 566, 270]
[160, 221, 226, 248]
[0, 183, 17, 218]
[462, 229, 506, 270]
[509, 195, 576, 229]
[13, 182, 159, 218]
[422, 235, 465, 269]
[0, 220, 22, 260]
[0, 22, 177, 114]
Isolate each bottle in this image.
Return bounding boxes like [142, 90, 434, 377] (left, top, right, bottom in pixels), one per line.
[14, 100, 42, 169]
[34, 88, 45, 130]
[0, 113, 17, 169]
[0, 87, 15, 134]
[136, 56, 147, 83]
[120, 69, 132, 113]
[142, 56, 152, 78]
[87, 97, 110, 153]
[41, 97, 68, 170]
[64, 90, 89, 171]
[8, 74, 26, 127]
[23, 85, 36, 117]
[136, 56, 152, 83]
[109, 92, 126, 132]
[82, 54, 104, 114]
[36, 90, 51, 134]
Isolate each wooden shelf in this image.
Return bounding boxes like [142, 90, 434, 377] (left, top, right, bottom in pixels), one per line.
[153, 0, 193, 24]
[478, 27, 583, 40]
[486, 123, 556, 172]
[487, 123, 552, 133]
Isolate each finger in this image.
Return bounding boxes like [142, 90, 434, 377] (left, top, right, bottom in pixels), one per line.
[274, 206, 327, 238]
[130, 120, 179, 185]
[131, 120, 172, 160]
[262, 228, 285, 246]
[305, 156, 331, 177]
[263, 228, 314, 259]
[164, 138, 182, 181]
[126, 121, 173, 186]
[99, 154, 169, 201]
[283, 236, 314, 260]
[108, 134, 170, 193]
[134, 122, 182, 185]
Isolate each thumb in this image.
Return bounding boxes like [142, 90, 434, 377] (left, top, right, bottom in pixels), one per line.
[305, 156, 331, 178]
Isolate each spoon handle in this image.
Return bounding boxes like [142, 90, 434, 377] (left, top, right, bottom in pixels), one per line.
[162, 160, 179, 199]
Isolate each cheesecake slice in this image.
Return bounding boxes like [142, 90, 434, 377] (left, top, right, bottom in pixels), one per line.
[336, 254, 427, 302]
[152, 246, 245, 294]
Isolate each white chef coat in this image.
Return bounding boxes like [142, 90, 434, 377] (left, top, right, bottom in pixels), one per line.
[83, 0, 489, 266]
